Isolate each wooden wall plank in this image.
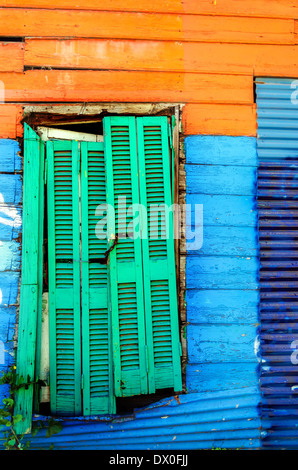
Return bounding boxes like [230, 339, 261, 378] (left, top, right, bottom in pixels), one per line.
[24, 39, 184, 72]
[183, 43, 298, 76]
[183, 104, 257, 136]
[0, 9, 294, 44]
[0, 70, 253, 104]
[25, 40, 298, 78]
[0, 138, 21, 172]
[0, 105, 23, 139]
[0, 42, 24, 72]
[2, 0, 298, 19]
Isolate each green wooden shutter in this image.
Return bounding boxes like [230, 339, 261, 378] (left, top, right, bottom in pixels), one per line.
[47, 140, 82, 416]
[14, 124, 45, 434]
[137, 116, 182, 393]
[81, 141, 115, 414]
[104, 116, 148, 397]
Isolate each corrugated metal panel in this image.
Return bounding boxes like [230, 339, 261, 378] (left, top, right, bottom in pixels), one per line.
[256, 77, 298, 449]
[14, 388, 261, 450]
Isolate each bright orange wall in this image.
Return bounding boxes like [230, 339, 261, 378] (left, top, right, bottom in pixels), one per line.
[0, 0, 298, 138]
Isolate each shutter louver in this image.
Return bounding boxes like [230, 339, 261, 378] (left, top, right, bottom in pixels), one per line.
[137, 116, 182, 393]
[47, 140, 82, 416]
[104, 116, 148, 397]
[81, 141, 115, 415]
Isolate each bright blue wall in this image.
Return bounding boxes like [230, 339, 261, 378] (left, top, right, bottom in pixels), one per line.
[185, 136, 261, 395]
[0, 139, 22, 403]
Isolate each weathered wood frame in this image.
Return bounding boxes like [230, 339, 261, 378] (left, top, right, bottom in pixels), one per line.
[16, 103, 186, 431]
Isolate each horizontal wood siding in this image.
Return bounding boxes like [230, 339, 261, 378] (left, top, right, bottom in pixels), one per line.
[2, 1, 298, 19]
[0, 2, 295, 135]
[185, 136, 260, 393]
[0, 140, 22, 406]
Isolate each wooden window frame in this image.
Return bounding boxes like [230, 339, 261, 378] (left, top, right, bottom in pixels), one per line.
[15, 103, 186, 434]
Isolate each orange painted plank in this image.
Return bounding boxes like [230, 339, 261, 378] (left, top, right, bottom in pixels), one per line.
[0, 70, 253, 104]
[25, 39, 184, 72]
[2, 0, 298, 19]
[0, 42, 24, 72]
[25, 39, 298, 77]
[0, 104, 23, 138]
[295, 20, 298, 43]
[184, 43, 298, 76]
[0, 9, 294, 44]
[182, 103, 257, 136]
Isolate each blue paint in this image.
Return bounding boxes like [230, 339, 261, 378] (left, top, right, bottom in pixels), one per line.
[0, 140, 21, 173]
[186, 194, 258, 227]
[15, 387, 261, 450]
[0, 139, 22, 407]
[0, 174, 22, 204]
[0, 134, 263, 450]
[186, 289, 259, 324]
[256, 77, 298, 448]
[185, 135, 257, 166]
[185, 135, 260, 417]
[187, 255, 259, 290]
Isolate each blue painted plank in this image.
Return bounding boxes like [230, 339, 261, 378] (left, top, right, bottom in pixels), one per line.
[0, 174, 22, 204]
[186, 363, 260, 393]
[187, 225, 258, 256]
[0, 306, 16, 340]
[185, 194, 258, 227]
[186, 255, 259, 290]
[0, 240, 21, 271]
[0, 139, 21, 173]
[186, 164, 257, 195]
[185, 135, 257, 166]
[0, 272, 20, 306]
[186, 289, 259, 324]
[0, 203, 22, 241]
[187, 324, 259, 363]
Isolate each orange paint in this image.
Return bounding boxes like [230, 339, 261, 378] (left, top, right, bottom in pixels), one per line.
[25, 39, 298, 77]
[0, 9, 294, 44]
[0, 105, 23, 138]
[0, 1, 296, 136]
[183, 104, 257, 136]
[0, 70, 252, 104]
[0, 42, 24, 72]
[1, 0, 298, 19]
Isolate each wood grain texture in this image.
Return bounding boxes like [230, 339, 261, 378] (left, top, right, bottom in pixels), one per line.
[0, 105, 23, 139]
[0, 9, 294, 44]
[2, 0, 298, 19]
[183, 104, 257, 136]
[0, 70, 253, 104]
[25, 40, 298, 76]
[0, 42, 24, 72]
[0, 138, 21, 172]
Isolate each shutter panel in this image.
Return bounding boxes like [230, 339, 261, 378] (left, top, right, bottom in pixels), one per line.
[81, 141, 115, 414]
[137, 116, 182, 393]
[47, 140, 82, 416]
[14, 124, 44, 434]
[104, 116, 148, 397]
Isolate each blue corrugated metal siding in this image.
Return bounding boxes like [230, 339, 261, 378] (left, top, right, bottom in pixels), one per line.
[256, 77, 298, 448]
[21, 387, 261, 450]
[0, 139, 22, 404]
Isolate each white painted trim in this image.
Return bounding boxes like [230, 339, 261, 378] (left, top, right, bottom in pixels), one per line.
[37, 126, 103, 142]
